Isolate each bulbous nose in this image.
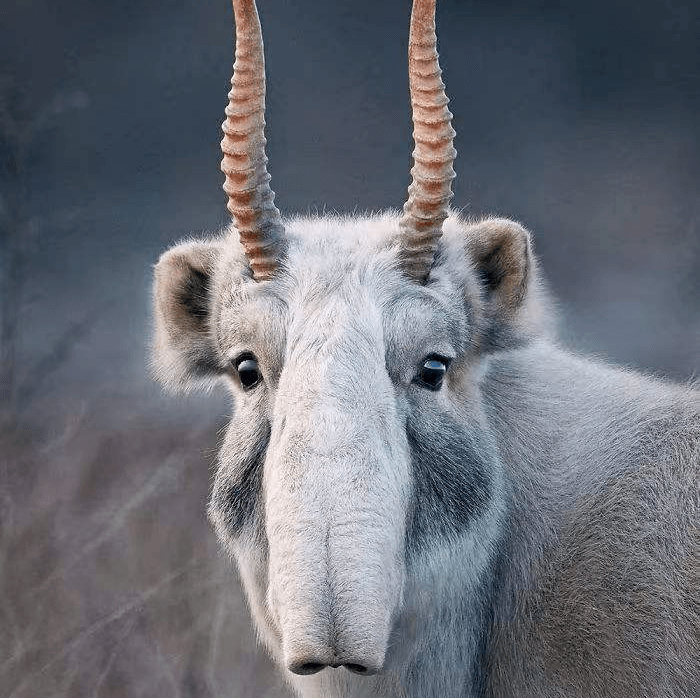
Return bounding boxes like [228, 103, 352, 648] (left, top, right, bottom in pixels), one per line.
[287, 656, 379, 676]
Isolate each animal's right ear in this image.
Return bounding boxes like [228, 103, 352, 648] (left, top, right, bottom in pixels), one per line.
[151, 239, 223, 391]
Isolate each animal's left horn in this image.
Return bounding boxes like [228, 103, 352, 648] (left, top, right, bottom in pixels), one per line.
[221, 0, 286, 281]
[399, 0, 456, 282]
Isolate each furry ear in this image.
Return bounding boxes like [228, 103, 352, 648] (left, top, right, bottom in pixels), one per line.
[152, 239, 223, 391]
[463, 217, 545, 350]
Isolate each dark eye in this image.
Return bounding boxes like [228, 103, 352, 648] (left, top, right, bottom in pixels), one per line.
[234, 355, 262, 390]
[415, 356, 449, 391]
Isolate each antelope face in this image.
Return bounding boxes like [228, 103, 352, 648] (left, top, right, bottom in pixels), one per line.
[152, 0, 542, 682]
[153, 213, 537, 676]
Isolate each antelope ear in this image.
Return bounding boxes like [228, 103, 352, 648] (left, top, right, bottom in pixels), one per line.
[463, 217, 544, 350]
[151, 239, 223, 391]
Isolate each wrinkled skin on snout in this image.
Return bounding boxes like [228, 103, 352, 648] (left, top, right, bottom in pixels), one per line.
[152, 213, 543, 693]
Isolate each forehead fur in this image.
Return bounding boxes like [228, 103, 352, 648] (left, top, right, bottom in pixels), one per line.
[212, 210, 479, 373]
[217, 209, 475, 280]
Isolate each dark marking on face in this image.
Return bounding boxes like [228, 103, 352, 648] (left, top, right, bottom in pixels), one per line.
[405, 404, 493, 556]
[211, 422, 270, 538]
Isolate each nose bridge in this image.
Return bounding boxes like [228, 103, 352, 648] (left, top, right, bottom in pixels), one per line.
[269, 350, 405, 519]
[273, 313, 393, 463]
[281, 292, 387, 403]
[263, 321, 408, 677]
[281, 396, 371, 464]
[266, 369, 404, 549]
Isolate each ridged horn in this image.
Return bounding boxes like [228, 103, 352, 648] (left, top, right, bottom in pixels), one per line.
[221, 0, 285, 281]
[399, 0, 457, 282]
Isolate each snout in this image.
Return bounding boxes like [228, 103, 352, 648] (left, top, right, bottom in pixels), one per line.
[263, 382, 410, 681]
[266, 517, 400, 680]
[274, 570, 392, 678]
[266, 511, 403, 681]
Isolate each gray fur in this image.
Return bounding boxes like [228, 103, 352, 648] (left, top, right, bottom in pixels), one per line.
[152, 212, 699, 697]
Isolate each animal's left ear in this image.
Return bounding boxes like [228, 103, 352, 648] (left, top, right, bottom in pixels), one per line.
[462, 217, 545, 350]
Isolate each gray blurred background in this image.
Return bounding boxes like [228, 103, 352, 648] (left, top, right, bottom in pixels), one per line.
[1, 0, 698, 695]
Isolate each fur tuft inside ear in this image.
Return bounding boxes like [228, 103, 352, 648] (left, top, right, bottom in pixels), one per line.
[463, 217, 551, 350]
[151, 239, 222, 391]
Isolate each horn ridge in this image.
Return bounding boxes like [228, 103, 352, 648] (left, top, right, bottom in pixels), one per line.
[221, 0, 286, 282]
[399, 0, 456, 283]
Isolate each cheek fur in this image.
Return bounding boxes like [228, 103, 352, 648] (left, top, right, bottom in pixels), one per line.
[405, 402, 493, 556]
[210, 421, 269, 539]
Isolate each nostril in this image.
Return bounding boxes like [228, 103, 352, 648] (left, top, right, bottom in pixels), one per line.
[289, 661, 326, 675]
[288, 660, 374, 676]
[344, 663, 370, 675]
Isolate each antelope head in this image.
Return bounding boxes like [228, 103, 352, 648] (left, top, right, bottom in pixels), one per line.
[152, 0, 543, 679]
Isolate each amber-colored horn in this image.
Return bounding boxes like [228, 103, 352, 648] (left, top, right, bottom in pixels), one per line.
[399, 0, 456, 282]
[221, 0, 285, 281]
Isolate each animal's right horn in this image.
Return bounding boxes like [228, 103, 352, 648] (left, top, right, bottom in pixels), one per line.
[221, 0, 286, 281]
